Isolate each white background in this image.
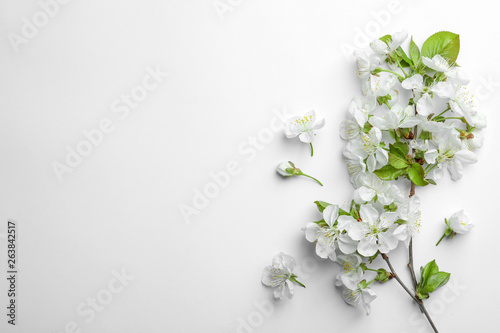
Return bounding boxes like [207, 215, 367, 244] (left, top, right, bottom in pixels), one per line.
[0, 0, 499, 332]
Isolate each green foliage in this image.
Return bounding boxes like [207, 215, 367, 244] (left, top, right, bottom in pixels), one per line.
[409, 36, 421, 67]
[421, 31, 460, 63]
[314, 201, 331, 213]
[408, 162, 429, 186]
[417, 260, 451, 300]
[374, 165, 407, 181]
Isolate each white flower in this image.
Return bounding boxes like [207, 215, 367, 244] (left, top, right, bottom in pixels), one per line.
[261, 253, 298, 300]
[460, 129, 484, 151]
[335, 254, 364, 290]
[304, 205, 357, 260]
[416, 93, 435, 116]
[437, 210, 475, 246]
[370, 31, 408, 58]
[276, 161, 323, 185]
[422, 54, 469, 85]
[401, 74, 425, 91]
[424, 131, 477, 180]
[340, 96, 376, 140]
[393, 195, 422, 247]
[276, 161, 295, 177]
[353, 172, 404, 205]
[435, 83, 478, 126]
[342, 282, 377, 315]
[369, 104, 420, 130]
[362, 73, 398, 97]
[343, 154, 367, 187]
[354, 51, 382, 79]
[284, 110, 326, 143]
[343, 127, 388, 173]
[448, 210, 474, 234]
[416, 114, 453, 135]
[347, 204, 399, 257]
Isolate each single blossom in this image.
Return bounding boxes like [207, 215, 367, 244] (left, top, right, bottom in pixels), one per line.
[424, 131, 477, 180]
[343, 154, 367, 187]
[335, 253, 364, 290]
[368, 103, 420, 130]
[422, 54, 469, 85]
[354, 51, 382, 79]
[342, 280, 377, 315]
[436, 210, 474, 245]
[347, 204, 399, 257]
[284, 110, 325, 156]
[276, 161, 323, 186]
[343, 127, 388, 173]
[369, 31, 408, 58]
[304, 205, 358, 260]
[353, 172, 404, 206]
[261, 252, 304, 299]
[362, 72, 398, 97]
[393, 195, 422, 247]
[340, 96, 376, 140]
[433, 83, 478, 126]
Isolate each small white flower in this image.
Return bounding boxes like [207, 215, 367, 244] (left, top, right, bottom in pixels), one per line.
[335, 253, 364, 290]
[448, 210, 474, 234]
[460, 129, 484, 151]
[343, 154, 367, 187]
[422, 54, 469, 85]
[401, 74, 425, 91]
[369, 104, 420, 130]
[347, 204, 399, 257]
[437, 210, 474, 245]
[416, 93, 435, 116]
[342, 281, 377, 315]
[276, 161, 295, 177]
[424, 131, 477, 180]
[276, 161, 323, 186]
[369, 31, 408, 58]
[261, 253, 302, 300]
[393, 195, 422, 247]
[340, 96, 376, 140]
[304, 205, 358, 260]
[354, 51, 382, 79]
[284, 110, 325, 143]
[362, 72, 398, 97]
[353, 172, 404, 206]
[343, 128, 388, 173]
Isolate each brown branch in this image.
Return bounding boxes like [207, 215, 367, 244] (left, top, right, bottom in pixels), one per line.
[382, 254, 439, 333]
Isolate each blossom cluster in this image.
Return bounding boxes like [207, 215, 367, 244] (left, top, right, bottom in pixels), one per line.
[262, 31, 481, 328]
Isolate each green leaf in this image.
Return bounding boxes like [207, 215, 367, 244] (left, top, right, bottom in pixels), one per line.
[409, 36, 421, 67]
[417, 260, 451, 299]
[397, 47, 413, 68]
[408, 162, 428, 186]
[389, 153, 409, 169]
[421, 31, 460, 63]
[374, 165, 407, 181]
[392, 142, 409, 157]
[426, 179, 437, 185]
[314, 201, 331, 212]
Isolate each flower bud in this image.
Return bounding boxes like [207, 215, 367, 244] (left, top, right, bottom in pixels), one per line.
[276, 161, 298, 177]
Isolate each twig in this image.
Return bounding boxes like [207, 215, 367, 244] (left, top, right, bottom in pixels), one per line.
[408, 238, 418, 290]
[382, 254, 439, 333]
